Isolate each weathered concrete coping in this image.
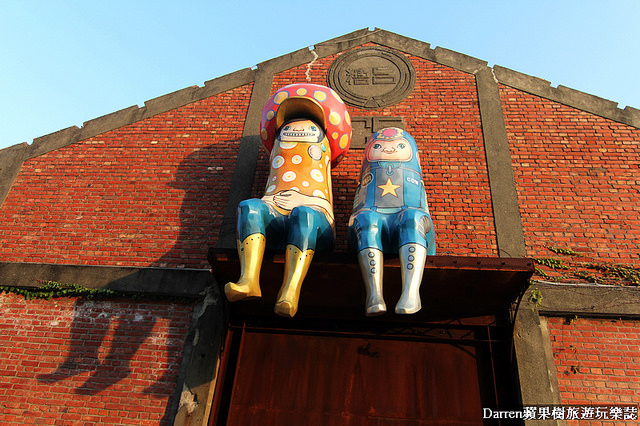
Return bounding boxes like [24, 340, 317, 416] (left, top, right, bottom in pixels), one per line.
[0, 261, 211, 297]
[1, 67, 257, 163]
[526, 281, 640, 318]
[494, 65, 640, 128]
[2, 27, 637, 165]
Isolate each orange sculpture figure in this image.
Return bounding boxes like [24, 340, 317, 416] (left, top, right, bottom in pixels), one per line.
[224, 83, 351, 317]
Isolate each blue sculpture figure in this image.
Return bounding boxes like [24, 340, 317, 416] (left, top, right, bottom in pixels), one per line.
[349, 127, 436, 316]
[224, 83, 352, 318]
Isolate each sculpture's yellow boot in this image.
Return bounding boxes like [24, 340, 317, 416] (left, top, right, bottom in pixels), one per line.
[224, 233, 266, 301]
[274, 245, 314, 317]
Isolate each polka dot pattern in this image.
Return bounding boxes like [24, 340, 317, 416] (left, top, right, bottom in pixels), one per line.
[282, 171, 297, 182]
[274, 91, 288, 105]
[310, 169, 324, 182]
[313, 189, 326, 199]
[313, 90, 327, 102]
[263, 135, 333, 216]
[272, 156, 285, 169]
[260, 83, 352, 167]
[329, 111, 341, 125]
[279, 141, 298, 150]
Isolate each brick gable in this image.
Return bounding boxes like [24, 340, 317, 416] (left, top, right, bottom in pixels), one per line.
[501, 85, 640, 264]
[0, 85, 252, 268]
[252, 43, 496, 255]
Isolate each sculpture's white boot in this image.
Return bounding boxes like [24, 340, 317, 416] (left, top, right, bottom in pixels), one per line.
[358, 248, 386, 316]
[395, 244, 427, 314]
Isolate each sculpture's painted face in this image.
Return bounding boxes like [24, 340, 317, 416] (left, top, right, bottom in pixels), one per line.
[278, 119, 324, 143]
[366, 137, 413, 162]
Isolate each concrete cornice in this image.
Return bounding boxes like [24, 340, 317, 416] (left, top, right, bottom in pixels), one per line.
[1, 28, 637, 164]
[494, 65, 640, 129]
[0, 261, 211, 297]
[527, 281, 640, 318]
[362, 28, 489, 74]
[17, 68, 257, 161]
[370, 28, 639, 128]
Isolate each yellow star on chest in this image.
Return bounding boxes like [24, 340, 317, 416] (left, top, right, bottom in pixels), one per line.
[378, 178, 401, 197]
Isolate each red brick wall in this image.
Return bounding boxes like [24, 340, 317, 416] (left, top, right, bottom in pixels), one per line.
[500, 86, 640, 264]
[546, 316, 640, 409]
[3, 40, 638, 425]
[253, 43, 497, 255]
[0, 292, 193, 425]
[0, 85, 252, 269]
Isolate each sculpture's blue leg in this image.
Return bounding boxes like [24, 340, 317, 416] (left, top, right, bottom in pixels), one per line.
[275, 206, 332, 317]
[351, 211, 387, 315]
[225, 199, 275, 301]
[395, 209, 435, 314]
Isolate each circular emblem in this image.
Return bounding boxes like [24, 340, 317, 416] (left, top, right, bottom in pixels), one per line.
[327, 47, 416, 109]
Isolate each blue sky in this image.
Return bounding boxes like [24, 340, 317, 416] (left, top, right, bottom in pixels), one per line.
[1, 1, 638, 150]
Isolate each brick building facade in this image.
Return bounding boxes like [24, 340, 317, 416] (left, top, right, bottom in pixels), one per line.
[0, 29, 638, 425]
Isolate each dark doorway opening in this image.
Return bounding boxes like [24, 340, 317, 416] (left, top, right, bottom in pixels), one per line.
[210, 316, 519, 425]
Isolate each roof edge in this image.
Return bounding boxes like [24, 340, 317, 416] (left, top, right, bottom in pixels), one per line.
[2, 28, 637, 161]
[494, 65, 640, 128]
[1, 67, 257, 160]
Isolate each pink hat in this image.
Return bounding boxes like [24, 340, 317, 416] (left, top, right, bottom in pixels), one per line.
[260, 83, 352, 167]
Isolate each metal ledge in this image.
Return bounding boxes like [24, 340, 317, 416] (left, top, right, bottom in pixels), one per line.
[208, 249, 534, 322]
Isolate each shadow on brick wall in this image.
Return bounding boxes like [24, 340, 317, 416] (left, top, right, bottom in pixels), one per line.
[35, 141, 236, 423]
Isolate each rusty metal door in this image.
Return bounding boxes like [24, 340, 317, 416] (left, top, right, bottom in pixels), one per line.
[222, 330, 484, 425]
